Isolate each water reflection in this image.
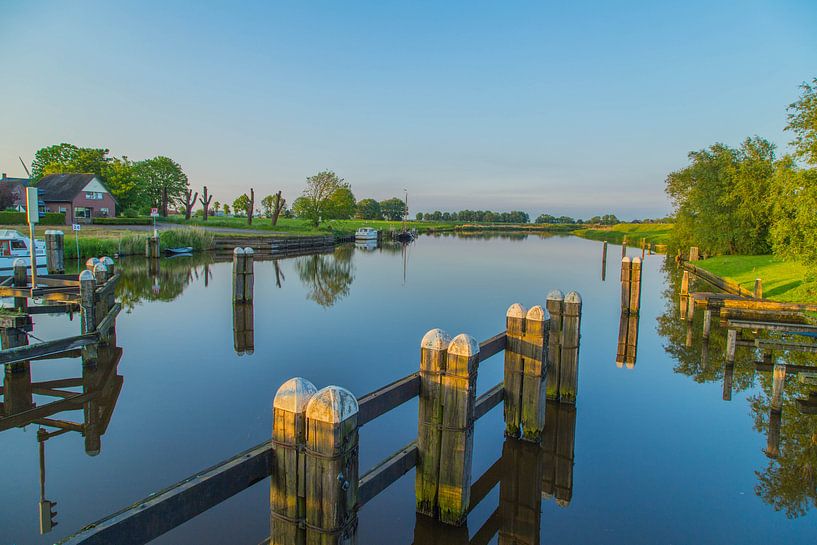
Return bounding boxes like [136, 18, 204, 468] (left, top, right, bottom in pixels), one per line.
[118, 253, 215, 309]
[233, 301, 254, 355]
[295, 246, 354, 308]
[615, 312, 640, 369]
[658, 257, 817, 518]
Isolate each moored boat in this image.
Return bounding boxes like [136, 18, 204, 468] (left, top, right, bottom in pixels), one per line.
[355, 227, 379, 241]
[0, 230, 46, 274]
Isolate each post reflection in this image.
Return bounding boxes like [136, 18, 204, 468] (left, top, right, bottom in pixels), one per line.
[615, 312, 640, 369]
[233, 301, 255, 356]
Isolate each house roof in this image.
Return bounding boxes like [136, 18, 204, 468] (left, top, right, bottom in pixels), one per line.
[37, 173, 112, 202]
[0, 177, 29, 190]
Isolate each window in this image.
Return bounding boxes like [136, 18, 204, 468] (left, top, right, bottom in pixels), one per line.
[100, 208, 109, 216]
[11, 240, 27, 250]
[58, 207, 67, 213]
[85, 192, 104, 200]
[75, 208, 89, 219]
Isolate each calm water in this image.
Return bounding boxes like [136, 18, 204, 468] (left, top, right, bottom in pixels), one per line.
[1, 234, 815, 544]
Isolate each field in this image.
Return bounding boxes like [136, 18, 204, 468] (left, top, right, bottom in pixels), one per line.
[695, 255, 817, 303]
[571, 223, 674, 246]
[160, 216, 459, 234]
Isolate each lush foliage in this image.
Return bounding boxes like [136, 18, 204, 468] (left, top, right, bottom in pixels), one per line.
[356, 198, 381, 219]
[786, 78, 817, 165]
[325, 186, 356, 219]
[93, 217, 152, 225]
[0, 211, 65, 225]
[296, 170, 346, 226]
[418, 209, 529, 223]
[233, 194, 251, 217]
[380, 198, 407, 221]
[134, 156, 190, 216]
[572, 222, 673, 247]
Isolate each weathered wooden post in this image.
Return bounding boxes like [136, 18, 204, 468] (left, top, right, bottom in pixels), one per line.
[86, 257, 99, 271]
[243, 247, 254, 302]
[754, 278, 763, 299]
[722, 360, 734, 401]
[498, 438, 544, 545]
[232, 247, 246, 303]
[616, 313, 628, 368]
[416, 328, 450, 518]
[621, 241, 627, 258]
[680, 270, 689, 296]
[93, 262, 109, 338]
[304, 386, 359, 543]
[766, 364, 786, 458]
[1, 314, 33, 414]
[629, 256, 642, 314]
[545, 291, 564, 401]
[541, 400, 576, 506]
[13, 258, 27, 288]
[686, 294, 695, 323]
[620, 257, 631, 313]
[601, 241, 607, 281]
[80, 269, 98, 365]
[625, 314, 639, 369]
[504, 304, 526, 438]
[559, 292, 582, 403]
[44, 230, 65, 274]
[520, 306, 547, 441]
[145, 235, 160, 259]
[702, 309, 713, 340]
[101, 256, 115, 277]
[271, 377, 317, 545]
[725, 329, 737, 365]
[233, 301, 254, 356]
[689, 246, 699, 262]
[438, 333, 479, 525]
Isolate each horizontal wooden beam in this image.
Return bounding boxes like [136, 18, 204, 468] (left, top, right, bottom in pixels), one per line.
[467, 455, 503, 512]
[728, 320, 817, 333]
[474, 382, 504, 421]
[59, 441, 272, 545]
[0, 392, 89, 431]
[95, 274, 120, 299]
[479, 332, 506, 360]
[26, 304, 77, 315]
[359, 441, 418, 506]
[755, 339, 817, 353]
[358, 373, 419, 427]
[0, 333, 98, 366]
[96, 304, 121, 336]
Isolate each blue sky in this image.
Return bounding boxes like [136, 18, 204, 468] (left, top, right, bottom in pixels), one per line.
[1, 0, 815, 218]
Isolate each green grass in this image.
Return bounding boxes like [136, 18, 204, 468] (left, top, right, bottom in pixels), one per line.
[695, 255, 817, 303]
[161, 216, 460, 235]
[572, 223, 674, 247]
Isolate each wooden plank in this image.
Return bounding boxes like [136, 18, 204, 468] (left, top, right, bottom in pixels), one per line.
[0, 392, 89, 431]
[0, 333, 98, 366]
[358, 372, 420, 426]
[727, 320, 817, 333]
[94, 273, 120, 300]
[723, 298, 817, 313]
[467, 456, 503, 512]
[96, 303, 121, 337]
[59, 441, 272, 545]
[755, 339, 817, 353]
[475, 382, 504, 421]
[26, 304, 77, 315]
[479, 331, 506, 361]
[756, 361, 817, 373]
[359, 441, 418, 506]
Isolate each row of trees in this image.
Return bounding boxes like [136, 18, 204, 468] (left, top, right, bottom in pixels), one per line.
[416, 210, 530, 223]
[534, 213, 621, 225]
[666, 78, 817, 268]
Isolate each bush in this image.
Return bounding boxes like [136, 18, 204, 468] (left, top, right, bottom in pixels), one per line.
[0, 211, 64, 225]
[123, 208, 139, 218]
[160, 227, 214, 252]
[94, 217, 152, 225]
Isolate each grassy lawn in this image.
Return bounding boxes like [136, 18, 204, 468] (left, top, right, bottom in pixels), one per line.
[161, 216, 460, 235]
[695, 255, 817, 303]
[571, 223, 674, 246]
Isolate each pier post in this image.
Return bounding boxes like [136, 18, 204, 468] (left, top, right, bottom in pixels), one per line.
[498, 438, 544, 545]
[545, 291, 564, 401]
[621, 241, 627, 258]
[702, 309, 713, 340]
[541, 400, 577, 505]
[304, 386, 359, 544]
[616, 313, 628, 368]
[416, 328, 450, 518]
[629, 257, 642, 314]
[620, 257, 631, 313]
[232, 247, 246, 303]
[271, 377, 317, 545]
[1, 316, 33, 414]
[725, 329, 737, 365]
[80, 269, 98, 365]
[625, 314, 639, 368]
[243, 247, 254, 302]
[520, 306, 547, 442]
[13, 258, 27, 288]
[680, 271, 689, 296]
[559, 292, 582, 403]
[754, 278, 763, 299]
[93, 263, 110, 340]
[601, 241, 607, 281]
[689, 246, 699, 262]
[503, 304, 526, 438]
[145, 236, 160, 259]
[233, 301, 254, 355]
[438, 334, 479, 525]
[766, 364, 786, 457]
[45, 230, 65, 274]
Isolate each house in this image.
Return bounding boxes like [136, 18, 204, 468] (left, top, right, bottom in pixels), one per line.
[37, 173, 117, 224]
[0, 173, 30, 211]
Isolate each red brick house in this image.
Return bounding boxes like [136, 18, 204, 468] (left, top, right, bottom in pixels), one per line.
[37, 174, 117, 225]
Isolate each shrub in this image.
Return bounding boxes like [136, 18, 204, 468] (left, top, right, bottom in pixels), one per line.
[93, 217, 152, 225]
[160, 227, 214, 252]
[123, 208, 139, 218]
[0, 211, 64, 225]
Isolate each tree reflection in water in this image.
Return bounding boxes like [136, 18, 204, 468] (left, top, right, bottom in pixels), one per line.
[295, 245, 354, 308]
[116, 254, 215, 310]
[656, 256, 817, 518]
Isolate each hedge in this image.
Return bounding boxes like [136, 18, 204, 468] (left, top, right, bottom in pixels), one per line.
[0, 211, 65, 225]
[93, 217, 152, 225]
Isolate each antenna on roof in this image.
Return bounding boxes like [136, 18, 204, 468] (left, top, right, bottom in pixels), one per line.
[18, 156, 31, 178]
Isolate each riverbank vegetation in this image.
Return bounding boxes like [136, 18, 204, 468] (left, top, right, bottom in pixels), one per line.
[572, 223, 673, 246]
[695, 255, 817, 303]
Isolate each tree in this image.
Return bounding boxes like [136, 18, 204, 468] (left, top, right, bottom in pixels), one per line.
[299, 170, 345, 226]
[769, 159, 817, 267]
[325, 186, 356, 219]
[380, 197, 407, 221]
[415, 212, 423, 221]
[134, 156, 189, 217]
[233, 194, 250, 217]
[356, 198, 382, 220]
[200, 187, 213, 221]
[536, 214, 556, 224]
[32, 143, 109, 181]
[213, 200, 221, 216]
[265, 191, 286, 226]
[786, 78, 817, 166]
[247, 188, 255, 225]
[223, 203, 231, 215]
[101, 156, 143, 212]
[0, 184, 14, 210]
[181, 188, 198, 220]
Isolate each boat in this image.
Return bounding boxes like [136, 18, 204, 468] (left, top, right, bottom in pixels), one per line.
[355, 239, 378, 251]
[0, 230, 46, 274]
[164, 246, 193, 255]
[355, 227, 379, 241]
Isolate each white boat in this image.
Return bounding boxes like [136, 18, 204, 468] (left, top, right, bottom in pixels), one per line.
[355, 239, 378, 251]
[0, 230, 47, 274]
[355, 227, 379, 241]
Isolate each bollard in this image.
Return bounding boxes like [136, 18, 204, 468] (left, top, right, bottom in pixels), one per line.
[680, 270, 689, 296]
[601, 241, 607, 281]
[545, 291, 564, 401]
[754, 278, 763, 299]
[438, 334, 479, 525]
[13, 258, 27, 288]
[243, 247, 254, 302]
[621, 241, 627, 258]
[232, 247, 246, 303]
[520, 306, 547, 442]
[271, 377, 317, 545]
[620, 257, 631, 313]
[86, 257, 100, 271]
[304, 386, 359, 543]
[559, 292, 582, 403]
[722, 361, 734, 401]
[725, 329, 737, 365]
[503, 304, 526, 438]
[416, 328, 451, 518]
[45, 230, 65, 274]
[702, 309, 713, 340]
[79, 269, 98, 365]
[101, 256, 115, 278]
[629, 257, 642, 314]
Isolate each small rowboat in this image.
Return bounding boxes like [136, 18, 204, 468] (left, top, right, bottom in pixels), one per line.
[164, 246, 193, 255]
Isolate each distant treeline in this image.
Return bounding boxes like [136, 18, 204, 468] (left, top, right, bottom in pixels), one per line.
[666, 77, 817, 269]
[416, 210, 529, 223]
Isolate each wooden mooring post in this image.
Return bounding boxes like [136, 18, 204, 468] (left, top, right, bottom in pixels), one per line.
[601, 241, 607, 281]
[754, 278, 763, 299]
[503, 304, 547, 442]
[233, 301, 255, 355]
[45, 230, 65, 274]
[271, 377, 318, 545]
[146, 236, 160, 259]
[615, 312, 639, 369]
[702, 309, 713, 340]
[305, 385, 360, 544]
[558, 292, 582, 403]
[232, 247, 254, 303]
[621, 241, 627, 258]
[620, 257, 631, 313]
[766, 364, 786, 458]
[689, 246, 700, 262]
[416, 330, 479, 525]
[545, 291, 563, 401]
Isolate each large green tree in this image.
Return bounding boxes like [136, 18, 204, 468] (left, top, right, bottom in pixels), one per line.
[134, 156, 189, 217]
[379, 197, 407, 221]
[298, 170, 346, 226]
[356, 198, 382, 220]
[324, 186, 356, 219]
[32, 143, 109, 181]
[786, 78, 817, 166]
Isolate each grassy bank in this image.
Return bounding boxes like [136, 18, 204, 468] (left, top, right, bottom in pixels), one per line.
[161, 216, 460, 235]
[695, 255, 817, 303]
[572, 223, 673, 247]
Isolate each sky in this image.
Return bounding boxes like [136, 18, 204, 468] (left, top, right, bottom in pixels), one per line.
[1, 0, 815, 219]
